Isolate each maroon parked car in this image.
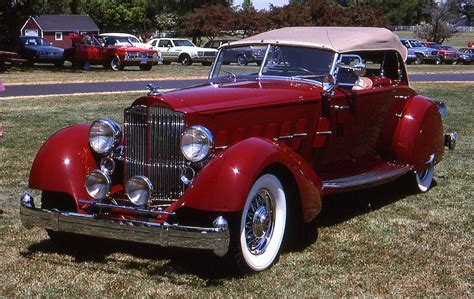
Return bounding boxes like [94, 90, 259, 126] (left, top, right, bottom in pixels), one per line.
[65, 33, 161, 71]
[20, 27, 456, 272]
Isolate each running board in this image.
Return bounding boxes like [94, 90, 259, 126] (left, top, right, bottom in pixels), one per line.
[322, 163, 412, 193]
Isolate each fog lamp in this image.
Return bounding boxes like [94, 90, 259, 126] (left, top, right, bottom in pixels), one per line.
[85, 169, 111, 200]
[126, 176, 153, 206]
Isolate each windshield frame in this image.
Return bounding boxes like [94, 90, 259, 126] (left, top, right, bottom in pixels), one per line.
[209, 44, 338, 86]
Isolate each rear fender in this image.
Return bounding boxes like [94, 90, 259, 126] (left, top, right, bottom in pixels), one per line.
[29, 123, 97, 205]
[392, 96, 444, 171]
[177, 137, 322, 223]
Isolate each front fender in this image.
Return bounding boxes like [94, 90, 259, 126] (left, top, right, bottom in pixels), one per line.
[392, 96, 444, 171]
[177, 137, 322, 223]
[29, 123, 97, 203]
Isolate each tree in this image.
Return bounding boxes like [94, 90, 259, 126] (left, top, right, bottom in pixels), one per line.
[450, 0, 474, 25]
[181, 4, 233, 44]
[414, 2, 459, 43]
[242, 0, 254, 11]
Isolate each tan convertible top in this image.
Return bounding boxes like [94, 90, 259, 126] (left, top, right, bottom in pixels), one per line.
[229, 27, 407, 61]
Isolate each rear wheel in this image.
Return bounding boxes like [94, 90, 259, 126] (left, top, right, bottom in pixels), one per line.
[179, 54, 192, 66]
[236, 54, 248, 66]
[408, 166, 434, 193]
[234, 174, 287, 272]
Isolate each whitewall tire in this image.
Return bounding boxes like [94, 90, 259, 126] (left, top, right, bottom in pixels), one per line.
[237, 174, 287, 272]
[414, 166, 434, 192]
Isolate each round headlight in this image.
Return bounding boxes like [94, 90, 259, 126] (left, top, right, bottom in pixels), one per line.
[180, 126, 214, 162]
[85, 169, 111, 200]
[89, 118, 122, 155]
[126, 176, 153, 206]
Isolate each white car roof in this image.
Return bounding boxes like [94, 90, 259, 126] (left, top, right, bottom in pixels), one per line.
[99, 33, 137, 38]
[229, 27, 408, 61]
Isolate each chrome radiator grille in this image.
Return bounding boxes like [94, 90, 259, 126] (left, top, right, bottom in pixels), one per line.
[124, 105, 186, 201]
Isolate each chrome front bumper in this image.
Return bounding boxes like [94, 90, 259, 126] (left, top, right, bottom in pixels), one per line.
[20, 193, 230, 256]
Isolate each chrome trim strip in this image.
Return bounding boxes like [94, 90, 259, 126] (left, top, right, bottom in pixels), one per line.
[78, 199, 175, 216]
[215, 146, 228, 150]
[273, 133, 308, 140]
[316, 131, 332, 135]
[20, 194, 229, 257]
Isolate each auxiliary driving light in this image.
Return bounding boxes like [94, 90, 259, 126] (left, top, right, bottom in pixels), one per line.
[126, 176, 153, 206]
[85, 169, 111, 200]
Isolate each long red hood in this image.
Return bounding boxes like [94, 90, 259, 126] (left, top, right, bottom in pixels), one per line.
[133, 78, 323, 114]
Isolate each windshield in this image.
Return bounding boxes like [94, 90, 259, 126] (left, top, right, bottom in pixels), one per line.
[104, 37, 132, 46]
[410, 40, 423, 47]
[129, 36, 140, 43]
[20, 36, 49, 46]
[174, 40, 195, 47]
[210, 45, 335, 83]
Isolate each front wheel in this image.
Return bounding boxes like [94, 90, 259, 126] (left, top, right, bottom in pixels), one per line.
[414, 54, 424, 65]
[235, 174, 287, 272]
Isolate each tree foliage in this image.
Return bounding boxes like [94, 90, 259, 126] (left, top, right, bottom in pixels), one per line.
[415, 1, 459, 43]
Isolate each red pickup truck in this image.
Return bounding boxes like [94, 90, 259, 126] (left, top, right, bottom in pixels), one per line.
[65, 33, 161, 71]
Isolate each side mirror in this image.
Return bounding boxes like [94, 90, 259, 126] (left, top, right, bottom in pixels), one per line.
[322, 74, 337, 95]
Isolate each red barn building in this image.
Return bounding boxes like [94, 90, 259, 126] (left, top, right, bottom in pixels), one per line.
[20, 15, 99, 49]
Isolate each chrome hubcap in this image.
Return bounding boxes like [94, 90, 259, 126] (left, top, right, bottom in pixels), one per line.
[245, 189, 274, 255]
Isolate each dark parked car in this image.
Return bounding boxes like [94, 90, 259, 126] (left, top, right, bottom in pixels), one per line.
[204, 40, 265, 65]
[18, 36, 64, 66]
[458, 48, 474, 64]
[20, 27, 456, 273]
[203, 39, 237, 49]
[429, 44, 459, 64]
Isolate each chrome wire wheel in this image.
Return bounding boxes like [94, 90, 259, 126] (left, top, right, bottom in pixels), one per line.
[415, 166, 434, 192]
[239, 174, 286, 271]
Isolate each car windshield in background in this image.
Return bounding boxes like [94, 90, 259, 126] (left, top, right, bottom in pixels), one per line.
[128, 36, 140, 43]
[211, 45, 335, 83]
[20, 37, 49, 46]
[410, 40, 423, 47]
[174, 40, 195, 47]
[104, 37, 132, 46]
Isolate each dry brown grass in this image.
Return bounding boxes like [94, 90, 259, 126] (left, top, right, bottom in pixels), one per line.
[0, 83, 472, 296]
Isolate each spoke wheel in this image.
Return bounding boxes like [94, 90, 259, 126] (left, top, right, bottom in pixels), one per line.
[237, 174, 287, 272]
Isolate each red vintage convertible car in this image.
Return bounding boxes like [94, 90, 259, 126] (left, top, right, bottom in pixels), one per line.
[65, 33, 161, 71]
[20, 27, 456, 272]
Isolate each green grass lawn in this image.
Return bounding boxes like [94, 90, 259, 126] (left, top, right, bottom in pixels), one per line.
[0, 83, 472, 296]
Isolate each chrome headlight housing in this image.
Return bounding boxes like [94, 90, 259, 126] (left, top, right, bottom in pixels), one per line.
[85, 169, 111, 200]
[89, 118, 122, 155]
[180, 125, 214, 162]
[126, 176, 153, 206]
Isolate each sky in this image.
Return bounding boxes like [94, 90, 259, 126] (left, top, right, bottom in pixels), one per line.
[234, 0, 289, 10]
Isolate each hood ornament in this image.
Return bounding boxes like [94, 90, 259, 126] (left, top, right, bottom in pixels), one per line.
[146, 83, 162, 96]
